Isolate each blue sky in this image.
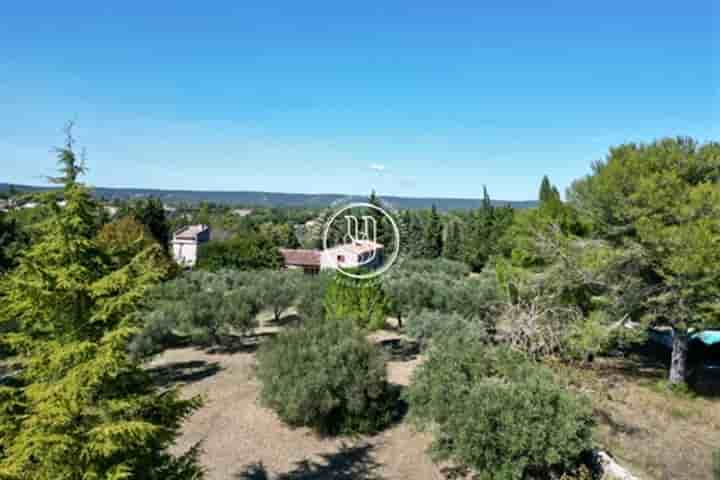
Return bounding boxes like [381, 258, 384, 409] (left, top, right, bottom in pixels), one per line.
[1, 1, 717, 200]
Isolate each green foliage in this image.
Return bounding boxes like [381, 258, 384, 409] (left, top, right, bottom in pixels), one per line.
[120, 197, 171, 248]
[404, 309, 488, 350]
[406, 339, 595, 480]
[197, 233, 283, 271]
[422, 204, 443, 258]
[442, 217, 464, 261]
[367, 190, 397, 250]
[296, 272, 333, 322]
[97, 215, 170, 269]
[568, 138, 720, 382]
[563, 311, 613, 362]
[463, 187, 514, 272]
[395, 257, 470, 277]
[324, 275, 389, 330]
[713, 449, 720, 480]
[0, 132, 202, 479]
[133, 270, 262, 355]
[257, 221, 301, 248]
[256, 317, 394, 435]
[382, 260, 501, 324]
[254, 269, 302, 322]
[0, 212, 26, 274]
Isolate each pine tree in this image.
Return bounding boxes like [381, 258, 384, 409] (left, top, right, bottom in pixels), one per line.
[422, 205, 443, 258]
[0, 126, 203, 479]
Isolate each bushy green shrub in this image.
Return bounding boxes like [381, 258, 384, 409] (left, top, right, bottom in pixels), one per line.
[406, 337, 595, 479]
[714, 450, 720, 480]
[563, 311, 612, 362]
[132, 270, 264, 356]
[396, 258, 470, 277]
[405, 309, 487, 350]
[382, 265, 501, 324]
[324, 275, 388, 330]
[256, 317, 395, 435]
[296, 272, 332, 322]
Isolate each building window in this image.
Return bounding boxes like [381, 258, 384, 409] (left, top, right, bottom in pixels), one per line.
[337, 255, 345, 263]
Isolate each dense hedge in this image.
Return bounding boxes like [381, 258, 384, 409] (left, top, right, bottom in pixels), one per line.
[256, 317, 395, 435]
[406, 336, 595, 479]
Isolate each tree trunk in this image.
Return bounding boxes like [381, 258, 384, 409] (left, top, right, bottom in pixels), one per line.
[669, 328, 689, 385]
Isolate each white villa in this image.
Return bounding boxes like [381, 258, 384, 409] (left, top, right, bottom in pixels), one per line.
[321, 240, 384, 271]
[280, 241, 384, 274]
[171, 224, 211, 267]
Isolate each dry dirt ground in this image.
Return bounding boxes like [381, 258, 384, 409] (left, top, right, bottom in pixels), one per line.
[148, 325, 720, 480]
[149, 329, 438, 480]
[556, 354, 720, 480]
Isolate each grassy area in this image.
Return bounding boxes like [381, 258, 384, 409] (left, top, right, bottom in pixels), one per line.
[554, 353, 720, 480]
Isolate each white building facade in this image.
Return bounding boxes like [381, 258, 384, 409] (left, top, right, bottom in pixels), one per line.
[171, 224, 211, 267]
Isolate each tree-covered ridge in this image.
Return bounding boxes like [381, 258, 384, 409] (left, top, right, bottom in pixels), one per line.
[0, 182, 538, 210]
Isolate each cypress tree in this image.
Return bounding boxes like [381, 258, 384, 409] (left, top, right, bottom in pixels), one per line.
[0, 126, 203, 479]
[539, 175, 554, 203]
[442, 219, 463, 261]
[422, 205, 443, 258]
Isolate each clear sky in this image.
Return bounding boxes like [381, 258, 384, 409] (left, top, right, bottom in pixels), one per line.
[1, 1, 717, 201]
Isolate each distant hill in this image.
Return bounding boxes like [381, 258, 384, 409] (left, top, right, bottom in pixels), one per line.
[0, 183, 537, 210]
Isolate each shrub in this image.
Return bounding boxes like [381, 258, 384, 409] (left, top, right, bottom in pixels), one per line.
[256, 317, 395, 435]
[132, 270, 262, 355]
[714, 450, 720, 480]
[382, 266, 500, 324]
[396, 258, 470, 277]
[563, 311, 612, 362]
[324, 275, 388, 330]
[296, 272, 332, 322]
[406, 338, 595, 479]
[405, 309, 488, 350]
[254, 269, 302, 322]
[197, 233, 283, 271]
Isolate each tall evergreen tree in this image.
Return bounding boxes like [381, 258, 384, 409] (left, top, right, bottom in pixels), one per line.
[0, 127, 202, 479]
[422, 205, 443, 258]
[442, 218, 463, 261]
[539, 175, 555, 204]
[463, 186, 496, 271]
[124, 197, 171, 249]
[367, 190, 395, 250]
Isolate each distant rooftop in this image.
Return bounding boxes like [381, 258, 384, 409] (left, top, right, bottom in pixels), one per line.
[174, 224, 210, 240]
[279, 248, 322, 267]
[325, 241, 384, 255]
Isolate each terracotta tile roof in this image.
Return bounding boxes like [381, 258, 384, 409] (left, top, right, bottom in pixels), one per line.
[279, 248, 322, 267]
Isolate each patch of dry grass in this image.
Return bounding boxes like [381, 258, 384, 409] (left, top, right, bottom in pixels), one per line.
[554, 356, 720, 480]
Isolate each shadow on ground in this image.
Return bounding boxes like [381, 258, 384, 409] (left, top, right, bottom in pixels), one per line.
[234, 442, 384, 480]
[147, 359, 222, 387]
[377, 338, 420, 362]
[203, 331, 278, 355]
